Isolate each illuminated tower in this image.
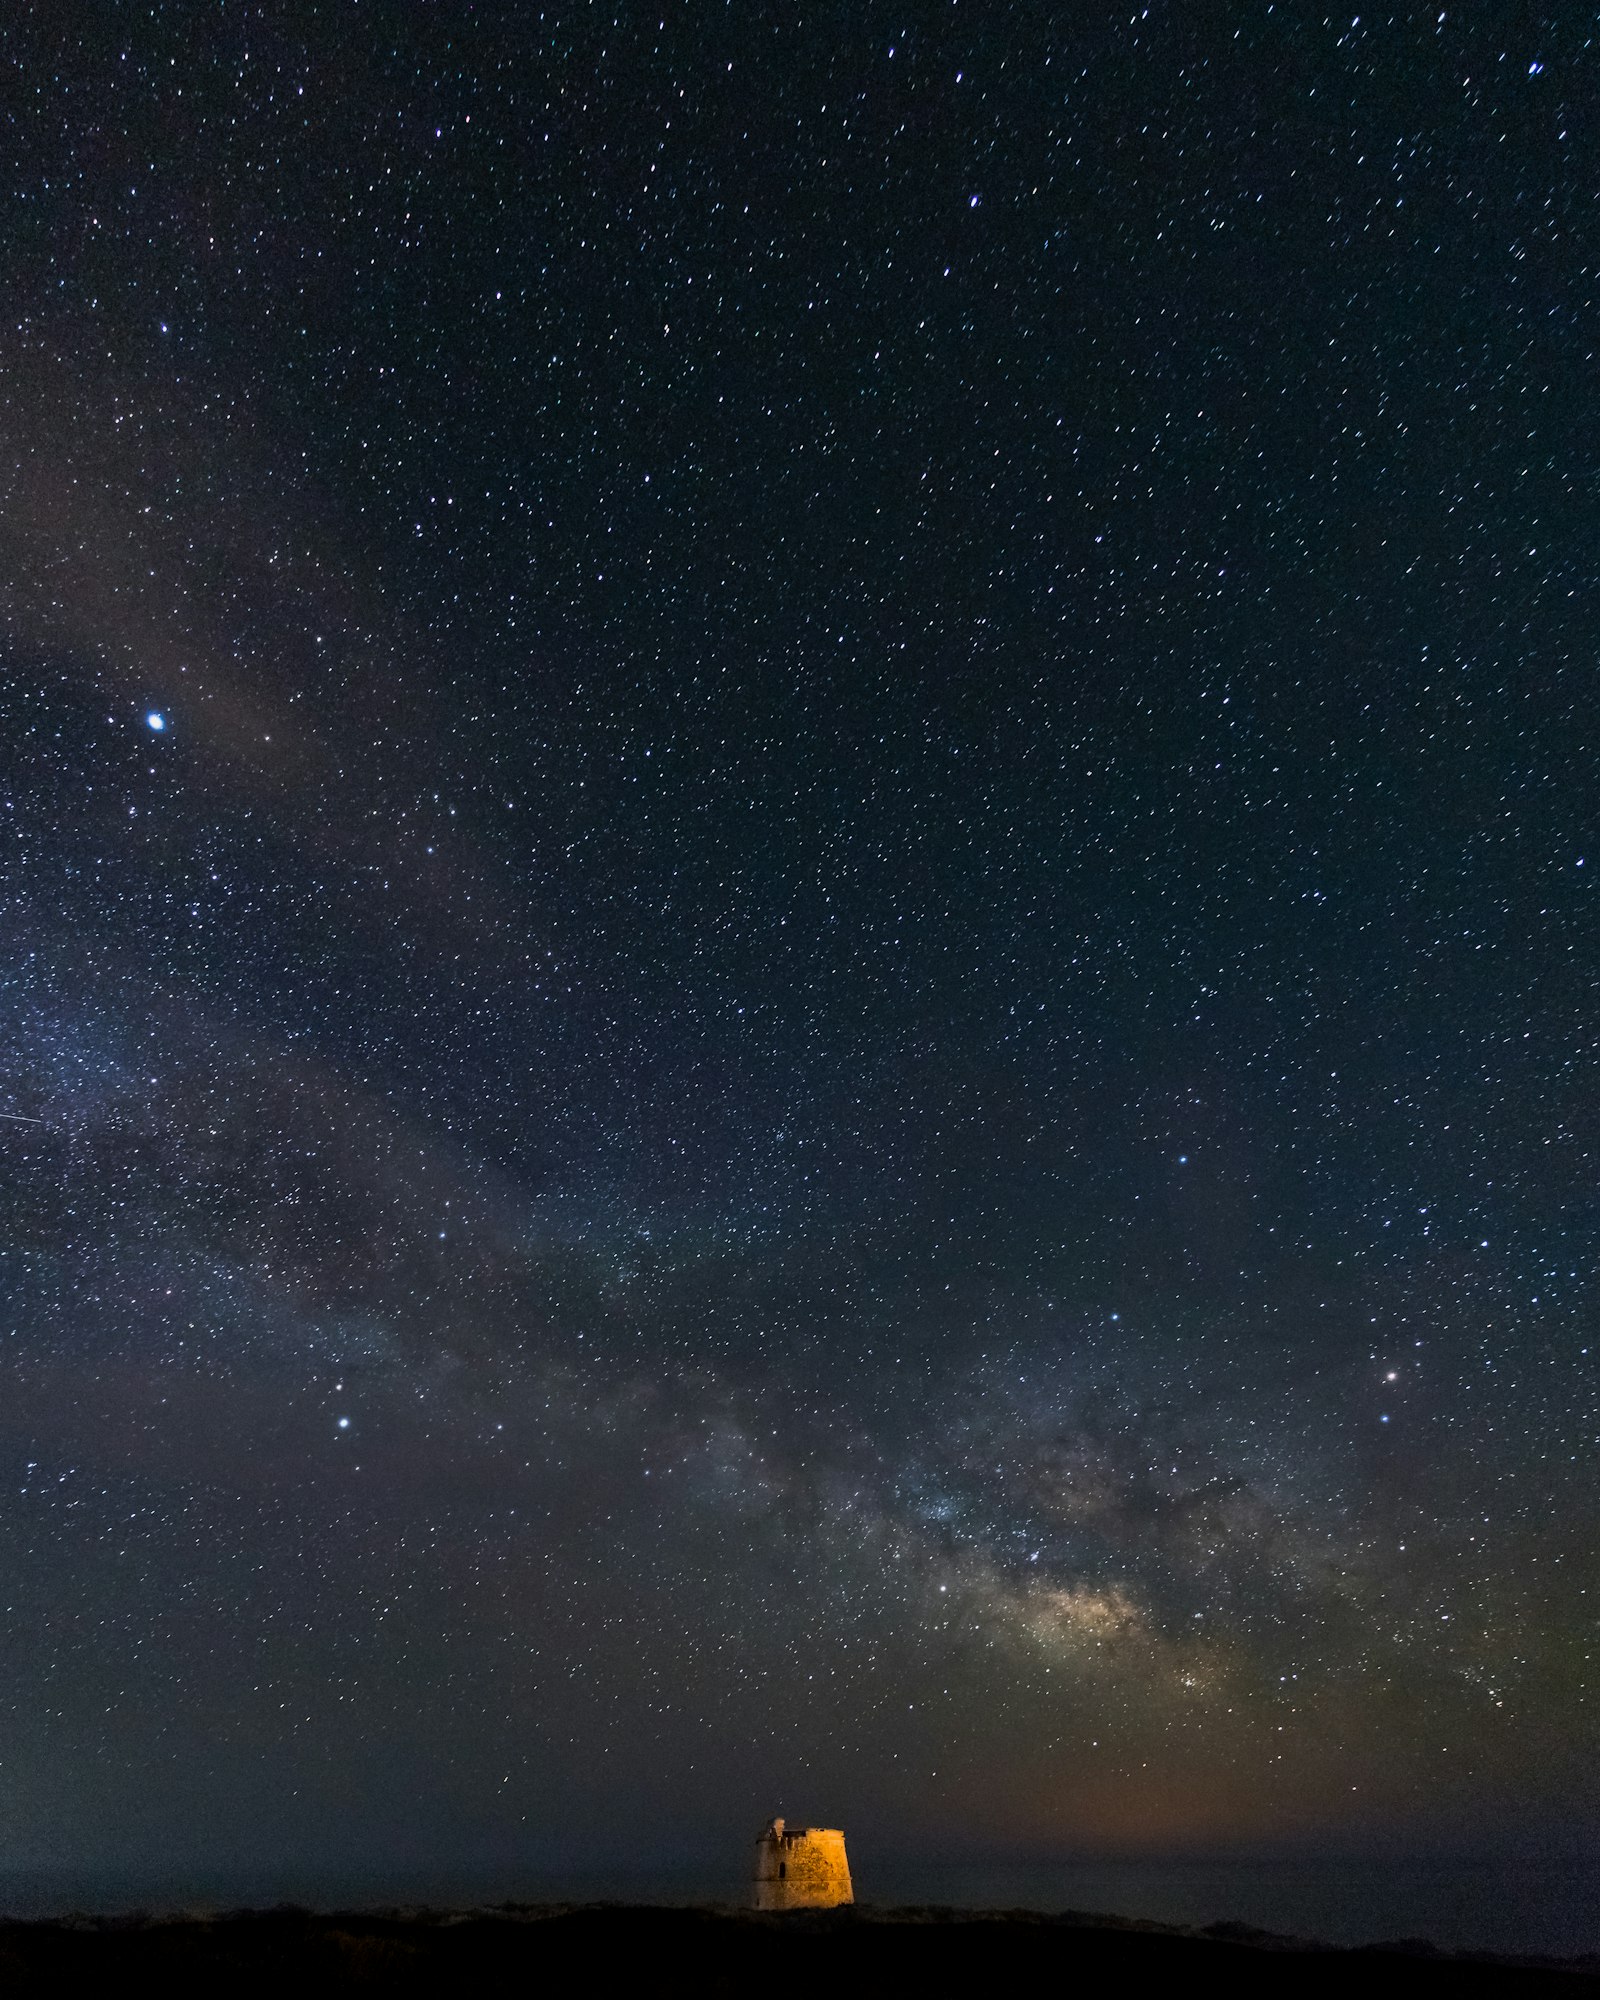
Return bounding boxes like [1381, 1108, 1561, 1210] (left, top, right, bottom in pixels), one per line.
[751, 1816, 854, 1910]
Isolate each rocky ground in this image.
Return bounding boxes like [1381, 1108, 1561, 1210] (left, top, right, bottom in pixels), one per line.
[1, 1901, 1595, 1994]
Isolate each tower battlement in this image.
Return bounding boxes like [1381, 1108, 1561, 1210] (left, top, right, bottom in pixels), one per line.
[751, 1817, 853, 1911]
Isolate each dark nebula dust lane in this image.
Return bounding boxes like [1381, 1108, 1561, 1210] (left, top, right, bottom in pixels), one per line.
[0, 4, 1595, 1897]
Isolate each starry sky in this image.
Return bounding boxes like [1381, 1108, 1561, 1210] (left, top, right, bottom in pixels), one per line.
[1, 4, 1595, 1893]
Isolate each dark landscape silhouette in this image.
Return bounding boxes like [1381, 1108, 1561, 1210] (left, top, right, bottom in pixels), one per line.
[3, 1900, 1597, 1996]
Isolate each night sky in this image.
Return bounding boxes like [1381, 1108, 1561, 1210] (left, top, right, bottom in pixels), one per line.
[2, 5, 1596, 1893]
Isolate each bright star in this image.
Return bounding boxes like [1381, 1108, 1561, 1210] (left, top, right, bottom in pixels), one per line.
[146, 711, 166, 732]
[337, 1416, 351, 1430]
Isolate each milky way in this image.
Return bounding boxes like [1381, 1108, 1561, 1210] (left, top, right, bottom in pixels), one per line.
[0, 7, 1594, 1887]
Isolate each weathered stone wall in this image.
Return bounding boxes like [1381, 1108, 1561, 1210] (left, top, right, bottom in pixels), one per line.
[752, 1824, 853, 1911]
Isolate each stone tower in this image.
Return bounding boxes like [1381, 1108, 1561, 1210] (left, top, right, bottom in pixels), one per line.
[751, 1816, 853, 1910]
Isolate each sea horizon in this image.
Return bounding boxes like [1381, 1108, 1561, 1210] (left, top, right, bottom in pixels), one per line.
[2, 1852, 1595, 1960]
